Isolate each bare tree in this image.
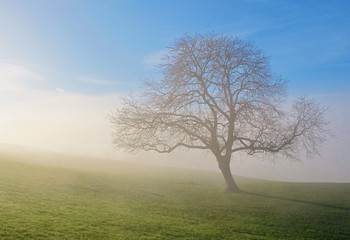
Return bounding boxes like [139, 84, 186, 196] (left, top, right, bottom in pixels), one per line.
[109, 33, 329, 192]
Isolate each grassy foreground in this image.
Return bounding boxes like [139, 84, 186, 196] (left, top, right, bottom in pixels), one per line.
[0, 149, 349, 239]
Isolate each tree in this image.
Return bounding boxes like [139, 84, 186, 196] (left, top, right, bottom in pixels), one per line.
[109, 33, 329, 192]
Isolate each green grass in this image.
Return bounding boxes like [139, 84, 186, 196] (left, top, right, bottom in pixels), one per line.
[0, 149, 349, 239]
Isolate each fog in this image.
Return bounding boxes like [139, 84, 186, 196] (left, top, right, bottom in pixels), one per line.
[0, 90, 119, 158]
[1, 86, 349, 182]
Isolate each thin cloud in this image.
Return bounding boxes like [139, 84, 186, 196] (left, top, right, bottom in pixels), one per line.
[0, 61, 44, 81]
[143, 49, 168, 68]
[55, 88, 65, 93]
[0, 61, 45, 93]
[79, 76, 117, 86]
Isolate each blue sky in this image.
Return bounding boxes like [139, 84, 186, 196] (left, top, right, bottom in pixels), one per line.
[0, 0, 349, 95]
[1, 1, 350, 181]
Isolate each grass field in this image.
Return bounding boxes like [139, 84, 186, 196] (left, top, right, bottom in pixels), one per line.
[0, 148, 349, 239]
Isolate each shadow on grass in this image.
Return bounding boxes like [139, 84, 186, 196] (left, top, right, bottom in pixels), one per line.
[241, 191, 350, 211]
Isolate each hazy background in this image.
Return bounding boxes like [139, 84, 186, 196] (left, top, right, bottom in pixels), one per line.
[0, 0, 349, 182]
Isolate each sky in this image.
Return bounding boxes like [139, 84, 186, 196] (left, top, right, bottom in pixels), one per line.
[0, 0, 350, 182]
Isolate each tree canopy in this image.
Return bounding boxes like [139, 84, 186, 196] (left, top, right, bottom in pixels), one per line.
[109, 33, 329, 192]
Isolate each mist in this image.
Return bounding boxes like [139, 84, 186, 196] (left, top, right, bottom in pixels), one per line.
[1, 87, 349, 182]
[0, 90, 117, 157]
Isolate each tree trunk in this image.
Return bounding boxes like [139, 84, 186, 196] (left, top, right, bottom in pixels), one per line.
[218, 159, 242, 193]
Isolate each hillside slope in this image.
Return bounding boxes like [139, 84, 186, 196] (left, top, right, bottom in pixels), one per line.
[0, 146, 349, 239]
